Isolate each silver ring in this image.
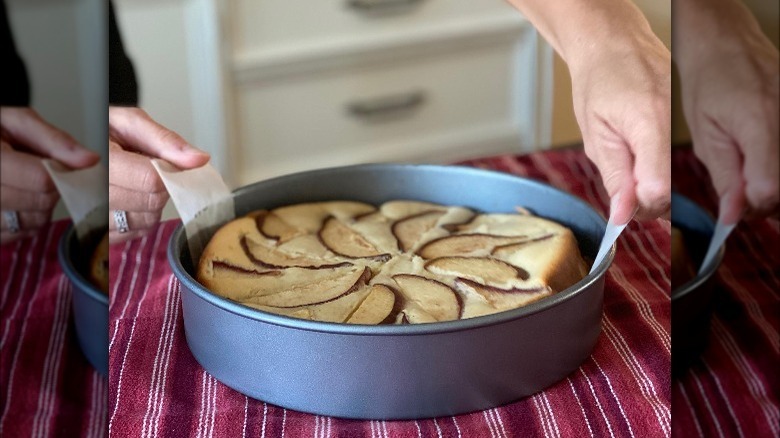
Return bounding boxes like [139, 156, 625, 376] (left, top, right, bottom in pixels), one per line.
[114, 210, 130, 233]
[2, 211, 20, 234]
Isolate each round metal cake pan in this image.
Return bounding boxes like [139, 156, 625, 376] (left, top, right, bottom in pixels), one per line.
[168, 164, 614, 419]
[671, 193, 724, 375]
[58, 226, 108, 376]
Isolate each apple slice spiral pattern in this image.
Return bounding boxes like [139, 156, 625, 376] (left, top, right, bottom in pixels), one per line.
[197, 200, 588, 324]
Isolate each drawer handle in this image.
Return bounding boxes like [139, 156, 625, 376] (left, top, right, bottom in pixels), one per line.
[346, 0, 423, 12]
[347, 91, 426, 118]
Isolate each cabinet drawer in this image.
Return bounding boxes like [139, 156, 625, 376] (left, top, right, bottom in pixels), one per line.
[233, 42, 519, 181]
[229, 0, 519, 53]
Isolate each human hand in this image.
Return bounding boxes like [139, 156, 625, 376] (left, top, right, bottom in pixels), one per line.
[0, 107, 100, 243]
[675, 0, 779, 223]
[507, 0, 671, 224]
[108, 107, 209, 243]
[570, 32, 672, 224]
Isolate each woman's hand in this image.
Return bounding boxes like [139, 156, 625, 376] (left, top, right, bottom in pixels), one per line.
[675, 0, 779, 223]
[507, 0, 671, 224]
[570, 33, 671, 224]
[108, 107, 209, 243]
[0, 107, 99, 243]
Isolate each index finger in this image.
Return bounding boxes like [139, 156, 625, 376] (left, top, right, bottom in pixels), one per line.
[0, 107, 99, 168]
[108, 107, 209, 169]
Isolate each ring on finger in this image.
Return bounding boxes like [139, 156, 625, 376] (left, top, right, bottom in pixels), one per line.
[2, 211, 20, 234]
[113, 210, 130, 233]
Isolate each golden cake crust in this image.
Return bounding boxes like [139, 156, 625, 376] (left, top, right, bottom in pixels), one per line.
[197, 201, 589, 324]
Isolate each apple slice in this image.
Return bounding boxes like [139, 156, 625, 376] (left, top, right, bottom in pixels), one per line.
[318, 216, 391, 260]
[271, 201, 377, 233]
[245, 285, 374, 323]
[416, 234, 530, 259]
[379, 200, 446, 220]
[243, 267, 371, 308]
[490, 233, 556, 257]
[424, 257, 529, 284]
[197, 261, 283, 301]
[255, 211, 303, 243]
[451, 214, 555, 237]
[392, 274, 461, 321]
[391, 210, 446, 252]
[454, 277, 550, 310]
[345, 284, 396, 324]
[198, 216, 268, 277]
[242, 235, 352, 269]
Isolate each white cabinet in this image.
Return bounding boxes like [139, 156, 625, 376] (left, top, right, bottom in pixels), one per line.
[193, 0, 553, 185]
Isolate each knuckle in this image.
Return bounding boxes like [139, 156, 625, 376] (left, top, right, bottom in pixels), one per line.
[138, 166, 166, 193]
[747, 182, 779, 211]
[146, 191, 169, 211]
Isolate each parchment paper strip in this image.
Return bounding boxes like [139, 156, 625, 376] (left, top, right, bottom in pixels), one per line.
[151, 160, 234, 266]
[43, 160, 108, 243]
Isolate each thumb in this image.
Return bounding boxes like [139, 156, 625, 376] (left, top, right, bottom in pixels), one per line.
[1, 108, 99, 168]
[109, 107, 209, 169]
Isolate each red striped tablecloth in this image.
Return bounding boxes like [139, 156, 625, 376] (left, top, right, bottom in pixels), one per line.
[0, 220, 108, 438]
[108, 149, 673, 437]
[670, 149, 779, 438]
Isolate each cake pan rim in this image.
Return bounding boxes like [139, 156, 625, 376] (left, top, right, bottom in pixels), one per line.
[58, 224, 108, 306]
[168, 163, 615, 336]
[670, 192, 725, 301]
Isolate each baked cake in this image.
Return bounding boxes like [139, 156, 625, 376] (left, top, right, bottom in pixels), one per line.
[197, 201, 588, 324]
[90, 233, 109, 294]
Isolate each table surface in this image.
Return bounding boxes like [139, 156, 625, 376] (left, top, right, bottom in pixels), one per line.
[1, 148, 776, 437]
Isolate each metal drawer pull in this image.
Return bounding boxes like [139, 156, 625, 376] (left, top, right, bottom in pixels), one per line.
[347, 91, 426, 118]
[346, 0, 423, 12]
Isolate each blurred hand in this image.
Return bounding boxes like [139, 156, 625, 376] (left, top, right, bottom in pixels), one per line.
[675, 0, 779, 223]
[109, 107, 209, 243]
[0, 107, 99, 244]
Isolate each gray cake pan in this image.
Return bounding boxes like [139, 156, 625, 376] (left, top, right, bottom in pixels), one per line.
[671, 192, 724, 375]
[58, 226, 108, 376]
[168, 164, 614, 419]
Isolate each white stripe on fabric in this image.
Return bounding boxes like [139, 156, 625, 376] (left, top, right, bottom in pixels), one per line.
[712, 319, 780, 436]
[242, 397, 248, 438]
[142, 275, 176, 438]
[602, 317, 670, 435]
[579, 367, 616, 438]
[702, 357, 745, 438]
[0, 235, 39, 349]
[432, 418, 443, 438]
[591, 356, 636, 438]
[32, 275, 69, 438]
[153, 277, 181, 435]
[0, 228, 54, 434]
[718, 265, 779, 353]
[0, 239, 22, 313]
[567, 377, 595, 438]
[108, 226, 165, 433]
[690, 368, 726, 438]
[481, 410, 498, 438]
[261, 403, 268, 438]
[677, 380, 705, 438]
[451, 416, 462, 438]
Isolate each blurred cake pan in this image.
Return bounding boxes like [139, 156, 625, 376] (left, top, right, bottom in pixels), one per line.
[168, 164, 614, 419]
[58, 226, 108, 375]
[671, 192, 724, 375]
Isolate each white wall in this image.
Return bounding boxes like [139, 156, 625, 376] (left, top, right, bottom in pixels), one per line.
[113, 0, 196, 149]
[6, 0, 106, 219]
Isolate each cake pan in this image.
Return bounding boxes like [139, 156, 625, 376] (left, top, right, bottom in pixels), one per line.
[168, 164, 614, 419]
[58, 226, 108, 375]
[671, 193, 724, 375]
